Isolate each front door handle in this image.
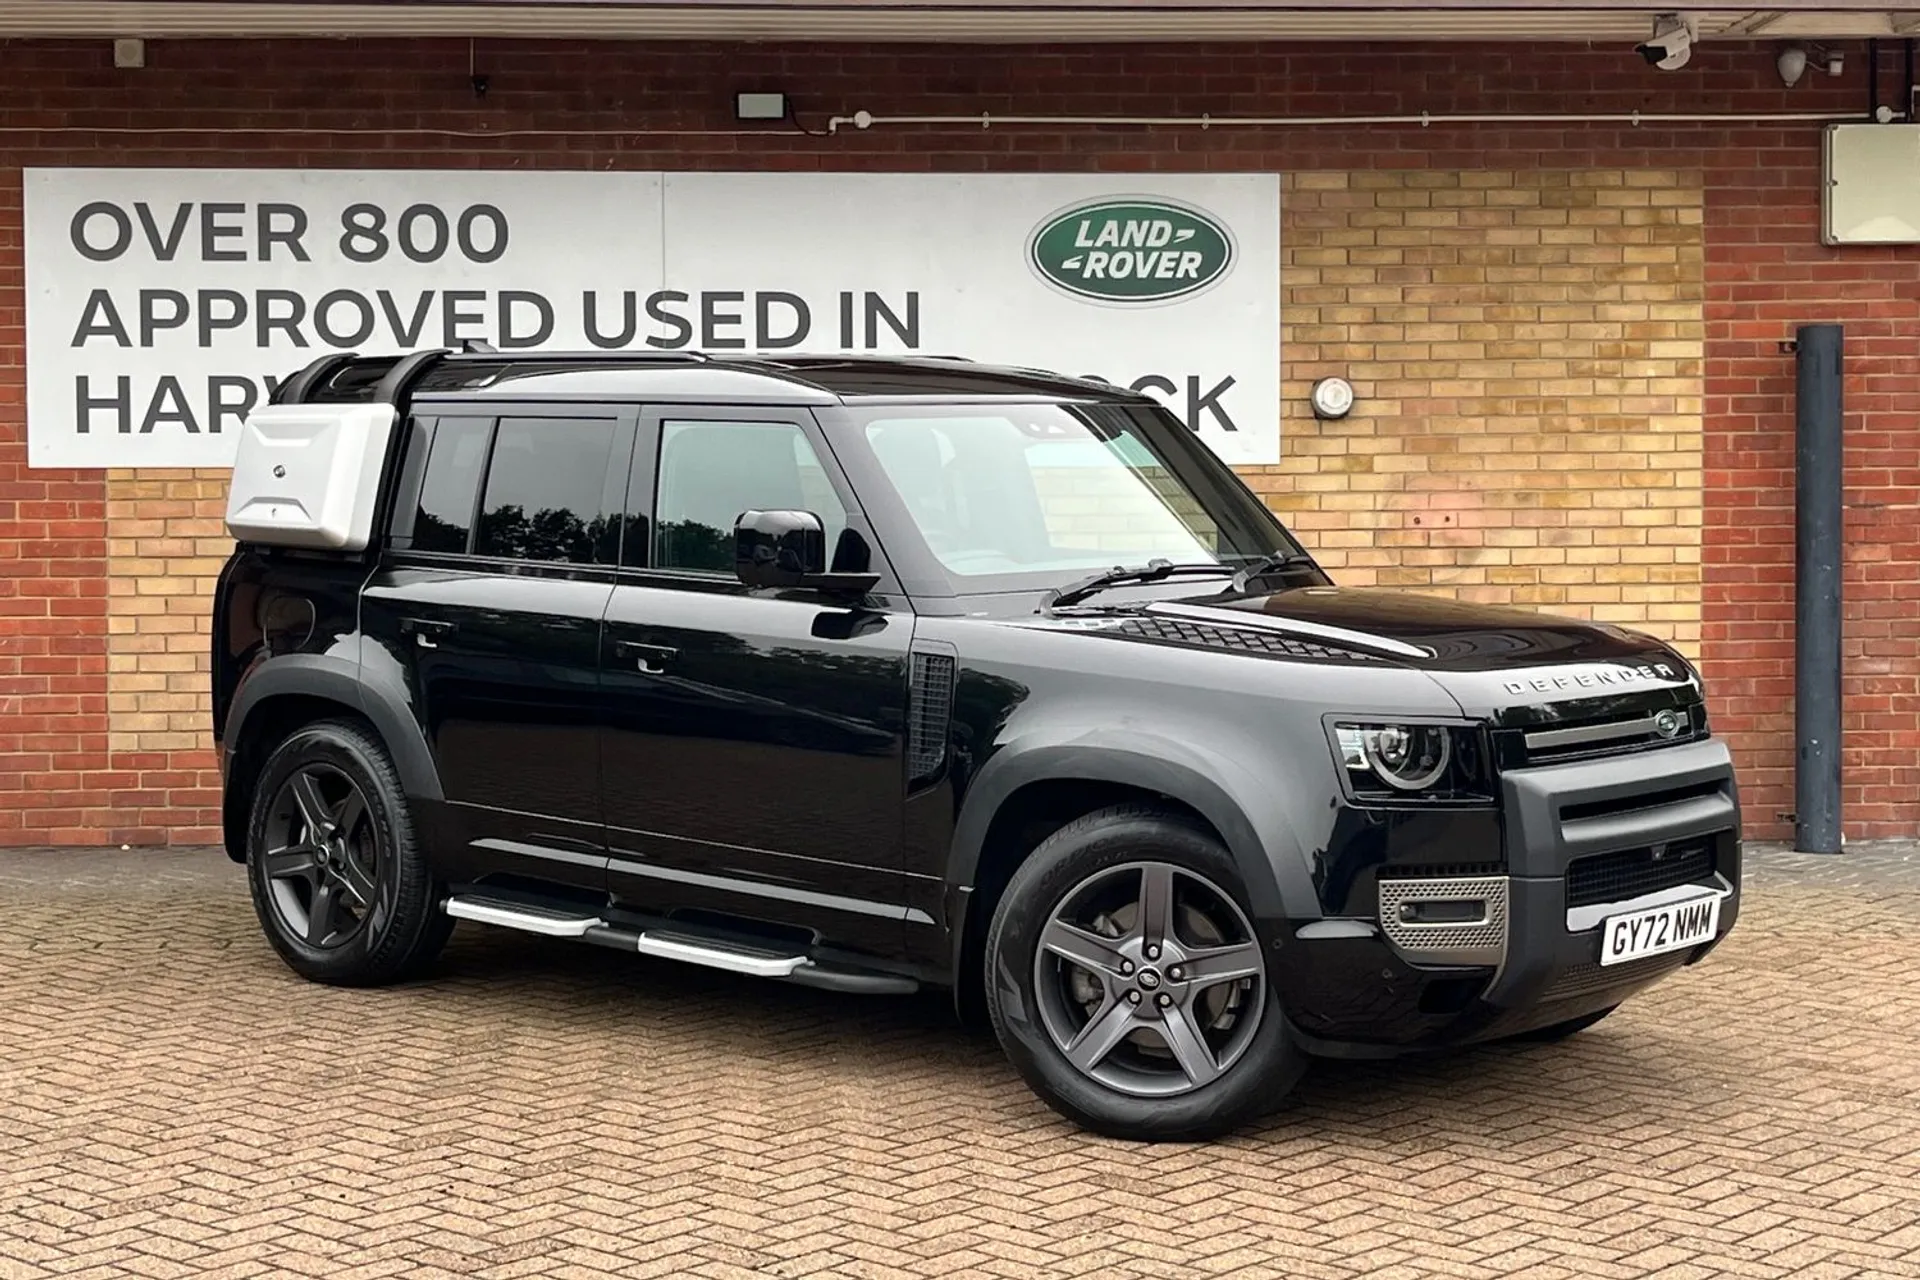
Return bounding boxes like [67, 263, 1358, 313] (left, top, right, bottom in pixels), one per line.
[613, 640, 678, 674]
[401, 617, 457, 649]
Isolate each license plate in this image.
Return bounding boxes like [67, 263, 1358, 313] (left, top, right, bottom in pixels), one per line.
[1599, 893, 1721, 966]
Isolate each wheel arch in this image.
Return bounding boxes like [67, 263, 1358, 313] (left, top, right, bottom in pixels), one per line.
[221, 655, 441, 863]
[944, 738, 1313, 1027]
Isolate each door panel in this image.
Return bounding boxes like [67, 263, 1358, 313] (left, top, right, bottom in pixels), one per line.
[363, 568, 613, 886]
[600, 409, 916, 957]
[362, 405, 633, 891]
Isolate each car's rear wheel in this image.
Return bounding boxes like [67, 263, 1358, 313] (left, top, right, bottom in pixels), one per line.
[984, 804, 1303, 1141]
[244, 718, 452, 986]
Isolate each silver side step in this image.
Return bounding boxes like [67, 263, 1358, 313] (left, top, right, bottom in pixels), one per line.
[631, 931, 804, 978]
[440, 894, 917, 994]
[445, 896, 602, 937]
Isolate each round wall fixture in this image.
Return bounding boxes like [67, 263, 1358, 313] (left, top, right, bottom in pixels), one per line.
[1310, 376, 1355, 420]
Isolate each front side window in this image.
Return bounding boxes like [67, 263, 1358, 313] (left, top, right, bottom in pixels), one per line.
[850, 402, 1300, 590]
[472, 417, 620, 564]
[653, 419, 848, 573]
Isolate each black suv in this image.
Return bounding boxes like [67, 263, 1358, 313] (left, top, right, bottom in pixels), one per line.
[212, 348, 1742, 1141]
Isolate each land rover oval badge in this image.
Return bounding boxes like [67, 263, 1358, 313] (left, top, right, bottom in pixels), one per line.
[1653, 708, 1684, 739]
[1028, 197, 1236, 304]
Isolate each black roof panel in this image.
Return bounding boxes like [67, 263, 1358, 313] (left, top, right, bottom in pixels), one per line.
[410, 360, 840, 405]
[755, 355, 1144, 402]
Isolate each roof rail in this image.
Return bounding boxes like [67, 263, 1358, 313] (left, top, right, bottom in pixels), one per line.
[275, 346, 740, 408]
[583, 349, 712, 363]
[372, 349, 453, 405]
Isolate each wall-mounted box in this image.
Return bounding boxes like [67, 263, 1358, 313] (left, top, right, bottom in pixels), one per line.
[1824, 123, 1920, 245]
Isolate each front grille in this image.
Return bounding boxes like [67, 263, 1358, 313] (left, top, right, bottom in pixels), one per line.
[1566, 841, 1715, 909]
[1497, 701, 1707, 769]
[1542, 952, 1689, 1002]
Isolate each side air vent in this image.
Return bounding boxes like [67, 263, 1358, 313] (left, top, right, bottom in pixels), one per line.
[1109, 616, 1381, 663]
[907, 647, 956, 788]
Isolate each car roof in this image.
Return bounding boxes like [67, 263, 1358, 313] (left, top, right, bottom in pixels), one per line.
[290, 349, 1156, 409]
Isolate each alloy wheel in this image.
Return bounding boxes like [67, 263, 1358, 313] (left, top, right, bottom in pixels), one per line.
[260, 764, 387, 949]
[1032, 860, 1267, 1098]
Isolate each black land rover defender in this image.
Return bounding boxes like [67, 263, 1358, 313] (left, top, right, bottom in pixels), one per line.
[212, 348, 1742, 1141]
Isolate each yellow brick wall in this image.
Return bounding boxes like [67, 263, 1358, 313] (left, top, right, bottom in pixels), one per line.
[105, 470, 234, 756]
[103, 168, 1705, 752]
[1258, 169, 1705, 655]
[1032, 465, 1221, 554]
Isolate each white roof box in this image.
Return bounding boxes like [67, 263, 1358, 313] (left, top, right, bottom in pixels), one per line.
[224, 402, 398, 550]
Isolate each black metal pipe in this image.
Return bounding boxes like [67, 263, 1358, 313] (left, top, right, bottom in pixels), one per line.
[1795, 324, 1844, 854]
[1868, 38, 1879, 117]
[1905, 38, 1914, 120]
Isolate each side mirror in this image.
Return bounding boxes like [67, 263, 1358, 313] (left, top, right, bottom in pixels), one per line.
[734, 510, 881, 597]
[735, 508, 825, 586]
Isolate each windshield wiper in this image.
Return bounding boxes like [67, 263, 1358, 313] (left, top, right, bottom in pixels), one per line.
[1040, 559, 1237, 610]
[1225, 551, 1321, 596]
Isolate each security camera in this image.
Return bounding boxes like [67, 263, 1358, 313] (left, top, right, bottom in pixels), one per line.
[1636, 12, 1696, 71]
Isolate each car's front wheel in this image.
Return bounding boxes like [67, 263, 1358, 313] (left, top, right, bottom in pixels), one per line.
[984, 805, 1304, 1141]
[244, 718, 452, 987]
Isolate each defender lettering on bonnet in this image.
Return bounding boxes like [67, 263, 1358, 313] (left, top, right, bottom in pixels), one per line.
[1027, 198, 1235, 303]
[1502, 661, 1681, 697]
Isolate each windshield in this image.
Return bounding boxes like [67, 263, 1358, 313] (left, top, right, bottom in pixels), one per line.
[843, 400, 1308, 595]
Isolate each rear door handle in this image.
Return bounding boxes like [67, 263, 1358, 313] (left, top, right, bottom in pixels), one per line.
[401, 617, 457, 649]
[613, 640, 678, 674]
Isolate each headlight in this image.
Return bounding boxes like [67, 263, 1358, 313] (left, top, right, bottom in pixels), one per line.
[1336, 723, 1450, 790]
[1331, 720, 1490, 801]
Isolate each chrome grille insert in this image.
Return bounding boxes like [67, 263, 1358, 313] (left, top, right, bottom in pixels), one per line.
[1512, 703, 1706, 765]
[1526, 713, 1670, 753]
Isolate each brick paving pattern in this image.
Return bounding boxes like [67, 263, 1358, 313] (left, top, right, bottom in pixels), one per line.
[3, 843, 1917, 1280]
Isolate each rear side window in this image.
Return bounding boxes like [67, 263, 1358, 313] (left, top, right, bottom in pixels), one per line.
[473, 417, 621, 564]
[409, 417, 492, 553]
[396, 414, 622, 563]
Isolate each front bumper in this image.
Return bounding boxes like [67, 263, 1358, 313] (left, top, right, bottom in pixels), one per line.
[1279, 736, 1742, 1054]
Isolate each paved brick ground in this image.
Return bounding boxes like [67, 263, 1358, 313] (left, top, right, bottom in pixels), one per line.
[3, 843, 1917, 1280]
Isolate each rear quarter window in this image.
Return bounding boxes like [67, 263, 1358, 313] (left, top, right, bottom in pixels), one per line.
[391, 414, 623, 564]
[406, 417, 492, 554]
[473, 417, 622, 564]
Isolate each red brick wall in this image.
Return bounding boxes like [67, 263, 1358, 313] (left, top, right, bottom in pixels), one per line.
[1704, 152, 1920, 837]
[0, 37, 1914, 844]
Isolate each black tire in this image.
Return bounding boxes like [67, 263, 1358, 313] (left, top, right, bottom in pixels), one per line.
[244, 718, 453, 987]
[984, 804, 1304, 1141]
[1513, 1005, 1617, 1043]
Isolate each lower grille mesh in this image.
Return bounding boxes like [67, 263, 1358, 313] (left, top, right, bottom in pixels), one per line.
[1543, 953, 1689, 1002]
[1566, 842, 1715, 909]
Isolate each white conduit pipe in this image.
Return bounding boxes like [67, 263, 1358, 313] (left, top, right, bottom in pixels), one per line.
[0, 110, 1877, 141]
[828, 108, 1879, 132]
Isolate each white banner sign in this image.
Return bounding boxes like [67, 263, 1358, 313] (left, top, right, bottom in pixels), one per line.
[24, 168, 1281, 469]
